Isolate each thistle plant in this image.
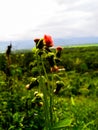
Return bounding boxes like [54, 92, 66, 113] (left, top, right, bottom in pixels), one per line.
[27, 34, 63, 129]
[34, 35, 54, 129]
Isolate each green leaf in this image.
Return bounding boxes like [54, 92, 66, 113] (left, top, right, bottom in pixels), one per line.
[8, 125, 15, 130]
[82, 120, 94, 130]
[13, 112, 20, 122]
[71, 96, 75, 106]
[52, 118, 73, 129]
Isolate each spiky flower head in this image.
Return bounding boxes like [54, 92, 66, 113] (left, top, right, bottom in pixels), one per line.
[44, 34, 54, 47]
[56, 46, 63, 58]
[56, 46, 63, 51]
[34, 38, 40, 44]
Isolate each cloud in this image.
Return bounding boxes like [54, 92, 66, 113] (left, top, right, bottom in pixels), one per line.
[0, 0, 98, 40]
[0, 0, 57, 40]
[32, 0, 98, 38]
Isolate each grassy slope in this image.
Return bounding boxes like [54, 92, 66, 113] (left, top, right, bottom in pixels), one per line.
[0, 45, 98, 129]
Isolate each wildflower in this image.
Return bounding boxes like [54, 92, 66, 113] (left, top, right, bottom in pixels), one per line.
[54, 81, 64, 94]
[50, 65, 59, 72]
[35, 93, 43, 99]
[34, 91, 39, 96]
[32, 91, 43, 107]
[56, 46, 63, 58]
[25, 84, 30, 90]
[44, 34, 54, 47]
[34, 38, 39, 48]
[25, 78, 39, 90]
[56, 46, 63, 51]
[37, 39, 45, 49]
[34, 38, 44, 49]
[34, 38, 40, 45]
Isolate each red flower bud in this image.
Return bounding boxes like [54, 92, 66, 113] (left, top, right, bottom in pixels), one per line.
[34, 38, 40, 44]
[56, 46, 63, 51]
[44, 35, 54, 47]
[56, 46, 63, 58]
[34, 38, 40, 48]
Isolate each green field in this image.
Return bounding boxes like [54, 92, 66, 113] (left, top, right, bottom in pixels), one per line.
[64, 43, 98, 48]
[0, 45, 98, 130]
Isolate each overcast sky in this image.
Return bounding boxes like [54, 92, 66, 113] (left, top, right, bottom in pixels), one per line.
[0, 0, 98, 41]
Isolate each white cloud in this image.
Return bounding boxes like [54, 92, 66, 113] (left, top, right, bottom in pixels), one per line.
[34, 0, 98, 38]
[0, 0, 57, 40]
[0, 0, 98, 40]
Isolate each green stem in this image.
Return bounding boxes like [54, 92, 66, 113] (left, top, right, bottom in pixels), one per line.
[50, 72, 54, 127]
[40, 56, 50, 130]
[38, 55, 54, 130]
[50, 87, 53, 127]
[41, 57, 55, 129]
[36, 51, 41, 92]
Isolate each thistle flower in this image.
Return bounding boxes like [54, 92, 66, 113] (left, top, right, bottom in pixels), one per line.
[34, 38, 40, 48]
[44, 34, 54, 47]
[37, 39, 45, 49]
[32, 91, 43, 107]
[54, 81, 64, 94]
[50, 65, 59, 72]
[34, 38, 40, 44]
[56, 46, 63, 58]
[56, 46, 63, 51]
[25, 84, 30, 90]
[34, 91, 39, 96]
[34, 38, 44, 49]
[25, 78, 39, 90]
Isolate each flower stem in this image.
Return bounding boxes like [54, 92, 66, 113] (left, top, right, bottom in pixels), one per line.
[41, 56, 50, 130]
[50, 72, 54, 127]
[36, 51, 41, 92]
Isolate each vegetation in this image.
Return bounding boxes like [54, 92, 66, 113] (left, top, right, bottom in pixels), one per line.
[0, 40, 98, 129]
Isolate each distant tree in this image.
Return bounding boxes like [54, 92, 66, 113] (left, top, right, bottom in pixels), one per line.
[6, 43, 12, 76]
[6, 43, 12, 59]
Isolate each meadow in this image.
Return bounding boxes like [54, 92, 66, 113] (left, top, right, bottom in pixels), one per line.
[0, 43, 98, 130]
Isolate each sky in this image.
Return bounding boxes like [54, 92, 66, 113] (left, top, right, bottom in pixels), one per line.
[0, 0, 98, 41]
